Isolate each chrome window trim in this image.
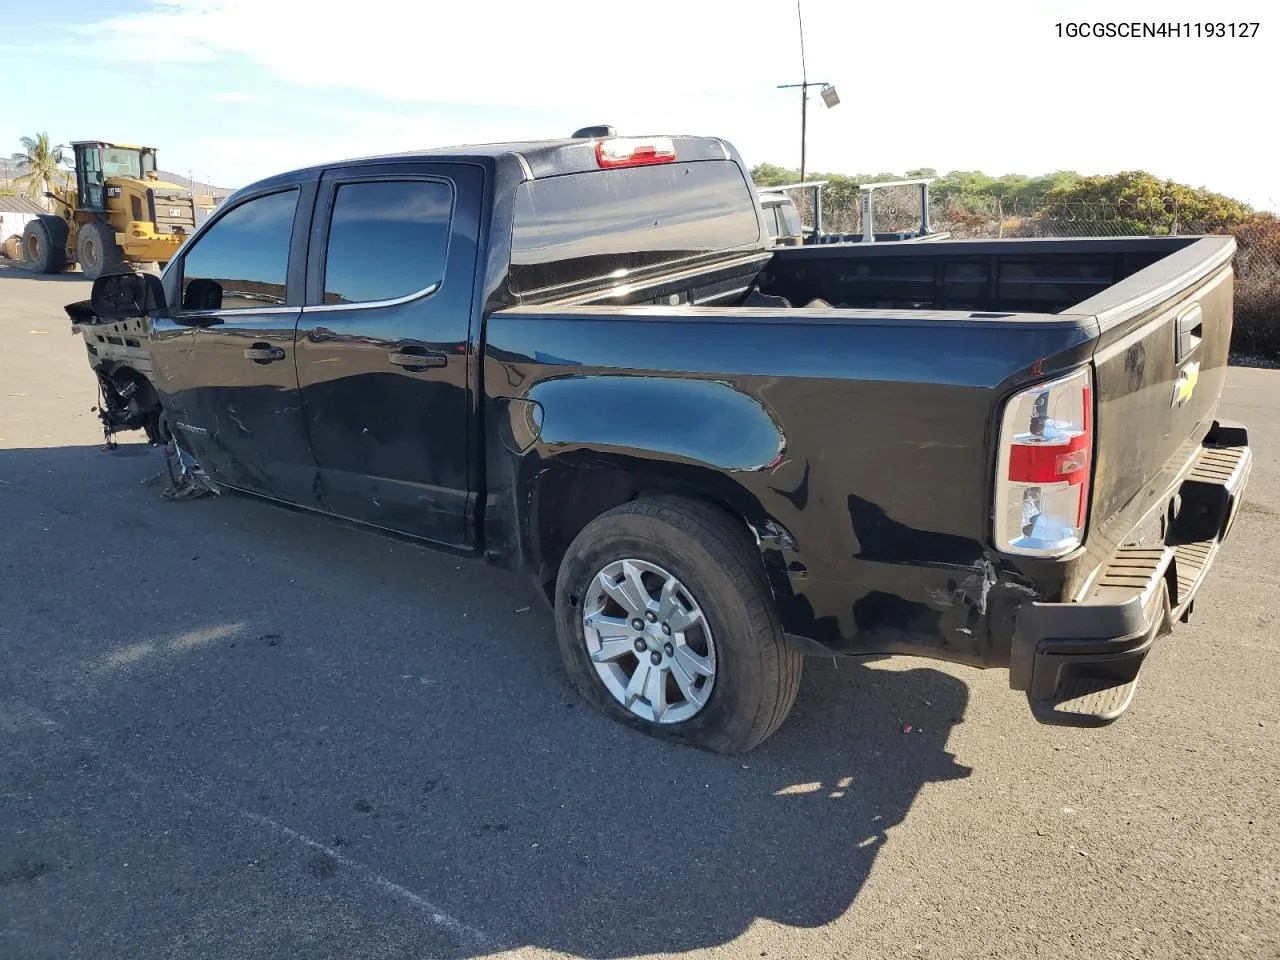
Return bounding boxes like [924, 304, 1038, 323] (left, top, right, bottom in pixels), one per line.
[300, 280, 442, 314]
[311, 177, 454, 310]
[176, 303, 296, 318]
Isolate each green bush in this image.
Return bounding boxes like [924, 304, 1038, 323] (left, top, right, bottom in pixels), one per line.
[1039, 172, 1252, 235]
[750, 163, 1279, 358]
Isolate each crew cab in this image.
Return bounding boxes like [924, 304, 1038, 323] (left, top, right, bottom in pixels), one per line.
[78, 133, 1251, 753]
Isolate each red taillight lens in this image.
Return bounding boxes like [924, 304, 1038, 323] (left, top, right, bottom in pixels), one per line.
[994, 367, 1093, 556]
[595, 137, 677, 168]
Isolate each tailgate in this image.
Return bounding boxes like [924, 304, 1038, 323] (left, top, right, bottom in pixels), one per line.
[1080, 237, 1237, 562]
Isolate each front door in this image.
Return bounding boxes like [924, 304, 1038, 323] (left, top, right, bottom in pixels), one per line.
[294, 163, 482, 547]
[150, 179, 321, 506]
[75, 144, 105, 210]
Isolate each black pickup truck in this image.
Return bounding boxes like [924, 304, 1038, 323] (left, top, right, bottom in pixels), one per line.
[80, 133, 1251, 753]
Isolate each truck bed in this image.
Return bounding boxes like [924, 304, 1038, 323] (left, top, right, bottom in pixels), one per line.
[758, 237, 1195, 314]
[497, 233, 1236, 672]
[561, 236, 1205, 316]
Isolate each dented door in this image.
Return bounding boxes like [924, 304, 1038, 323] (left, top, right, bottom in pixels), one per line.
[150, 177, 321, 505]
[293, 163, 483, 547]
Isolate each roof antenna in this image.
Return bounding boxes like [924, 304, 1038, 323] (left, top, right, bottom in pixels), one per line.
[572, 125, 616, 138]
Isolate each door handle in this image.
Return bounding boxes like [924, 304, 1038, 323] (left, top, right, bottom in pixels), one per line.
[388, 350, 447, 370]
[243, 344, 286, 363]
[1175, 304, 1203, 362]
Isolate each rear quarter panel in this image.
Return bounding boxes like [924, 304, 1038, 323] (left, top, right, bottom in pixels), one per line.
[482, 306, 1098, 664]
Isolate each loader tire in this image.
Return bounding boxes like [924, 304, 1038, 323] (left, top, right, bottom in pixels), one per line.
[77, 220, 131, 281]
[22, 216, 68, 274]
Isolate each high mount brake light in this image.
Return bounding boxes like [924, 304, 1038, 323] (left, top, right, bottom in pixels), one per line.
[595, 138, 677, 169]
[994, 366, 1094, 557]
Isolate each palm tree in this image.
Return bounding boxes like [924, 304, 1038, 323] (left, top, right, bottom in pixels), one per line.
[11, 133, 67, 210]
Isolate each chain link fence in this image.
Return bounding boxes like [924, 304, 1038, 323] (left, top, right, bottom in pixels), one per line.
[774, 184, 1280, 356]
[937, 199, 1280, 355]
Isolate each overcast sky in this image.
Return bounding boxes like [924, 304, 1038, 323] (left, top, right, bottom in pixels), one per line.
[2, 0, 1275, 209]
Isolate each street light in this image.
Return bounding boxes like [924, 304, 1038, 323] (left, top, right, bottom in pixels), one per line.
[777, 2, 838, 182]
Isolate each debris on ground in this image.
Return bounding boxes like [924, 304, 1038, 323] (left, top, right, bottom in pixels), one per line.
[140, 439, 218, 500]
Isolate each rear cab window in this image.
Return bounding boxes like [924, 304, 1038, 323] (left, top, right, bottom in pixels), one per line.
[509, 160, 761, 295]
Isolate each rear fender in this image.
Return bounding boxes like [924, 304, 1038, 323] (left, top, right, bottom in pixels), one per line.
[35, 214, 71, 254]
[514, 373, 793, 592]
[528, 374, 786, 472]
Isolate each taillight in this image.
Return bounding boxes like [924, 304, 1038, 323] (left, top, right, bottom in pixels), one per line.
[994, 366, 1093, 556]
[595, 137, 676, 169]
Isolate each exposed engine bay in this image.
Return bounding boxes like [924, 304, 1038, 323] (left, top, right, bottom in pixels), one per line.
[66, 299, 165, 445]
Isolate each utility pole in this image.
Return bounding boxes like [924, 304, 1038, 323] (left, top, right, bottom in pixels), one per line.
[777, 1, 838, 182]
[777, 80, 830, 183]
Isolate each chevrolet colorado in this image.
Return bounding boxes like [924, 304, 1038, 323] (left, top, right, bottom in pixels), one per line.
[76, 133, 1251, 752]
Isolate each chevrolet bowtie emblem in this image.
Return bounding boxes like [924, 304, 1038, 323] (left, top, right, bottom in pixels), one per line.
[1172, 361, 1200, 407]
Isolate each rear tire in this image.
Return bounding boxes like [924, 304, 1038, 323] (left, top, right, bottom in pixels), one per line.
[77, 220, 131, 281]
[554, 496, 803, 754]
[22, 216, 68, 274]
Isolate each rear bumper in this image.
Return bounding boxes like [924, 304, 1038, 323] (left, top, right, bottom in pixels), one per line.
[1009, 420, 1251, 726]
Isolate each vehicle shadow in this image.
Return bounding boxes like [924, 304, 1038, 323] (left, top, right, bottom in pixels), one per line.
[0, 263, 88, 283]
[489, 662, 976, 958]
[1, 443, 975, 959]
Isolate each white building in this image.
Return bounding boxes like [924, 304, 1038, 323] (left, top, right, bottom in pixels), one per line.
[0, 195, 46, 248]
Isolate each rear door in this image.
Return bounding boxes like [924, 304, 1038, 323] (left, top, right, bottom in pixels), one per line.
[294, 162, 482, 547]
[150, 178, 320, 505]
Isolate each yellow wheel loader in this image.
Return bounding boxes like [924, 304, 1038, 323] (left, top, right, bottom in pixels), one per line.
[22, 141, 196, 280]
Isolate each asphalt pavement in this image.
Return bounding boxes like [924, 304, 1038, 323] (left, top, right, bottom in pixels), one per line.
[1, 263, 1277, 960]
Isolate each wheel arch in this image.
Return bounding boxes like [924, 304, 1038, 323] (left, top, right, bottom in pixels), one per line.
[34, 213, 70, 240]
[94, 359, 165, 441]
[23, 215, 71, 271]
[495, 372, 795, 606]
[523, 450, 789, 608]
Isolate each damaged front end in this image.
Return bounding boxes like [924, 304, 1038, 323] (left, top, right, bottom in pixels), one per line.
[66, 296, 216, 500]
[67, 298, 166, 448]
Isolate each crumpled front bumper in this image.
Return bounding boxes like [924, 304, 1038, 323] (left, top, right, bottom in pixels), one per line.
[1009, 420, 1252, 726]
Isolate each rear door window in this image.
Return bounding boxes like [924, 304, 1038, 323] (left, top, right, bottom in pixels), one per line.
[320, 180, 454, 305]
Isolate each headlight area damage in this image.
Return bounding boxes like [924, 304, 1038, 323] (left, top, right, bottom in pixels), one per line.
[66, 296, 216, 501]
